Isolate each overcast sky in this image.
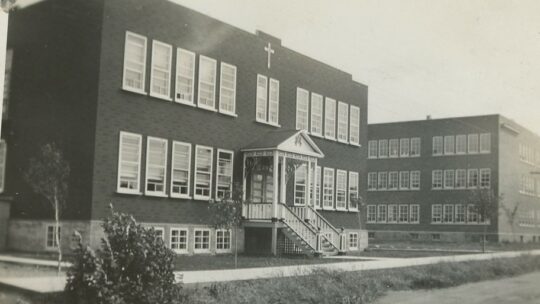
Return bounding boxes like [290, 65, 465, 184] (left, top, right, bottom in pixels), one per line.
[172, 0, 540, 134]
[5, 0, 540, 134]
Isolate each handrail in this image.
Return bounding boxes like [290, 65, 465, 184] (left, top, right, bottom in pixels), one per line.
[280, 204, 319, 251]
[305, 205, 342, 249]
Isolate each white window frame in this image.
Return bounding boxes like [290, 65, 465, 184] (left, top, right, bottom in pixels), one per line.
[194, 145, 213, 200]
[122, 31, 147, 94]
[337, 102, 349, 143]
[348, 172, 359, 211]
[480, 133, 491, 154]
[348, 232, 359, 250]
[368, 140, 378, 159]
[377, 204, 387, 223]
[324, 97, 336, 139]
[468, 134, 479, 154]
[443, 204, 454, 223]
[145, 137, 168, 196]
[310, 93, 323, 136]
[314, 166, 322, 209]
[456, 134, 467, 154]
[322, 168, 335, 209]
[349, 106, 360, 146]
[410, 204, 420, 224]
[398, 204, 409, 223]
[45, 224, 61, 250]
[455, 204, 466, 224]
[432, 136, 443, 155]
[294, 164, 308, 206]
[388, 171, 399, 190]
[296, 88, 310, 131]
[444, 169, 455, 189]
[219, 62, 237, 116]
[389, 139, 399, 158]
[378, 140, 388, 158]
[193, 228, 211, 253]
[400, 138, 410, 157]
[367, 205, 377, 223]
[387, 204, 398, 223]
[368, 172, 377, 191]
[410, 137, 421, 157]
[432, 170, 443, 189]
[480, 168, 491, 189]
[455, 169, 467, 189]
[444, 135, 455, 155]
[117, 131, 142, 194]
[399, 171, 410, 190]
[175, 48, 196, 105]
[170, 141, 192, 199]
[149, 40, 173, 100]
[377, 172, 388, 190]
[197, 55, 217, 111]
[335, 170, 348, 210]
[255, 74, 268, 123]
[216, 229, 232, 253]
[410, 171, 421, 190]
[268, 78, 280, 126]
[467, 169, 479, 189]
[170, 228, 188, 254]
[431, 204, 442, 223]
[0, 140, 6, 193]
[216, 149, 234, 200]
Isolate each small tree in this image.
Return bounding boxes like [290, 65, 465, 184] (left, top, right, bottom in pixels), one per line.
[467, 189, 501, 252]
[24, 143, 70, 273]
[208, 182, 243, 268]
[65, 206, 182, 304]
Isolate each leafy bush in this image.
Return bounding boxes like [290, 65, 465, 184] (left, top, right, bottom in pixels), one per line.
[65, 208, 183, 304]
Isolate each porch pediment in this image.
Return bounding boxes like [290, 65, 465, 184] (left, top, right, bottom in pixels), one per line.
[242, 129, 324, 158]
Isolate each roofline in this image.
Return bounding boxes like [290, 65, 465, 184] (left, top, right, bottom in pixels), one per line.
[368, 114, 500, 126]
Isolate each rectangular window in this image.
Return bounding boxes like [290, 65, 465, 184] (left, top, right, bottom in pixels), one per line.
[378, 140, 388, 158]
[480, 133, 491, 153]
[444, 170, 455, 189]
[337, 102, 349, 142]
[377, 172, 388, 190]
[432, 204, 442, 223]
[3, 49, 13, 118]
[171, 141, 191, 198]
[216, 229, 232, 252]
[432, 136, 443, 155]
[194, 145, 213, 199]
[388, 171, 399, 190]
[323, 168, 335, 209]
[444, 135, 455, 155]
[324, 98, 336, 139]
[467, 204, 478, 223]
[400, 138, 410, 157]
[368, 172, 377, 191]
[46, 225, 61, 249]
[456, 135, 466, 154]
[410, 205, 420, 223]
[389, 139, 399, 158]
[387, 205, 398, 223]
[175, 48, 196, 104]
[256, 75, 268, 122]
[455, 204, 465, 223]
[268, 79, 280, 125]
[443, 204, 454, 223]
[399, 205, 409, 223]
[480, 168, 491, 189]
[377, 205, 387, 223]
[315, 166, 322, 209]
[145, 137, 168, 195]
[117, 132, 142, 193]
[410, 171, 421, 190]
[153, 227, 165, 243]
[336, 170, 347, 210]
[349, 106, 360, 145]
[455, 169, 467, 189]
[194, 229, 210, 252]
[367, 205, 376, 223]
[410, 138, 421, 156]
[348, 233, 359, 250]
[219, 63, 237, 115]
[0, 141, 6, 193]
[399, 171, 410, 190]
[368, 140, 378, 159]
[348, 172, 359, 210]
[296, 88, 310, 131]
[123, 32, 147, 93]
[216, 150, 234, 199]
[294, 164, 307, 206]
[170, 228, 188, 253]
[150, 40, 172, 99]
[432, 170, 443, 189]
[468, 134, 479, 154]
[310, 93, 323, 136]
[197, 56, 217, 110]
[467, 169, 479, 189]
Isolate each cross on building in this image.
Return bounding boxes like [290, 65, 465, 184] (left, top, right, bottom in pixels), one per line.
[264, 42, 274, 69]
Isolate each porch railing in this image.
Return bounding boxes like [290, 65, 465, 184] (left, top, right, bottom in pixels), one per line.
[280, 204, 319, 252]
[299, 205, 343, 251]
[242, 202, 273, 220]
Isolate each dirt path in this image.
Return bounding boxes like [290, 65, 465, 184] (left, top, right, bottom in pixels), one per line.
[375, 271, 540, 304]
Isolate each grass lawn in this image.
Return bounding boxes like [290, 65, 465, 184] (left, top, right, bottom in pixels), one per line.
[350, 249, 474, 258]
[174, 254, 350, 271]
[369, 240, 540, 252]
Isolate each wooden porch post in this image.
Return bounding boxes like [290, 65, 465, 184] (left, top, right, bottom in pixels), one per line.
[271, 151, 279, 256]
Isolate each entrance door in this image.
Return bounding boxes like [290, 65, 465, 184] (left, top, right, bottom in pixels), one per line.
[250, 171, 274, 203]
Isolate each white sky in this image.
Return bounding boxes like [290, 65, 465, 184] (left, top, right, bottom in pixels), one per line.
[6, 0, 540, 134]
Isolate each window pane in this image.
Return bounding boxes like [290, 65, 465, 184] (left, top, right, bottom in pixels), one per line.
[123, 32, 147, 91]
[268, 79, 280, 124]
[198, 56, 216, 108]
[195, 146, 213, 198]
[217, 150, 234, 199]
[118, 132, 142, 192]
[150, 41, 172, 97]
[171, 142, 191, 196]
[324, 98, 336, 138]
[219, 63, 237, 114]
[337, 102, 349, 142]
[146, 138, 167, 194]
[349, 106, 360, 145]
[175, 49, 195, 102]
[323, 168, 334, 208]
[311, 93, 323, 135]
[256, 75, 268, 121]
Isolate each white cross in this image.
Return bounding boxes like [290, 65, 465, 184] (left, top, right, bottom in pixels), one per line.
[264, 42, 275, 69]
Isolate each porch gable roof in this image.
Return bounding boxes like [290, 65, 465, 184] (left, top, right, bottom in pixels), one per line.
[242, 129, 324, 158]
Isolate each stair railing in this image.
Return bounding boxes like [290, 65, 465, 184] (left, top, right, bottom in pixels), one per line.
[292, 205, 342, 250]
[280, 204, 319, 252]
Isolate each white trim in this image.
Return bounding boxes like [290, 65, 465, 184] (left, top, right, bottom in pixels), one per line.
[194, 145, 213, 200]
[324, 97, 336, 139]
[337, 101, 349, 143]
[293, 163, 308, 206]
[193, 228, 211, 253]
[322, 167, 335, 210]
[0, 140, 6, 193]
[117, 131, 143, 194]
[255, 74, 268, 123]
[216, 149, 234, 200]
[170, 141, 192, 199]
[145, 137, 168, 196]
[310, 92, 323, 136]
[170, 227, 189, 254]
[45, 224, 61, 250]
[175, 47, 196, 105]
[410, 204, 420, 224]
[268, 78, 280, 125]
[122, 31, 147, 94]
[295, 87, 310, 131]
[149, 40, 173, 100]
[348, 171, 359, 211]
[215, 229, 232, 253]
[349, 105, 360, 146]
[219, 62, 237, 116]
[335, 169, 348, 210]
[348, 232, 359, 250]
[197, 55, 217, 111]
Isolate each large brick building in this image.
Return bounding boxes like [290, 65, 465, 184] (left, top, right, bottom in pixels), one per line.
[366, 114, 540, 243]
[2, 0, 368, 255]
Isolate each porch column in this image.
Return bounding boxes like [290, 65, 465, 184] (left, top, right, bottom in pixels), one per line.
[281, 155, 286, 205]
[242, 154, 247, 201]
[272, 151, 279, 218]
[306, 159, 312, 208]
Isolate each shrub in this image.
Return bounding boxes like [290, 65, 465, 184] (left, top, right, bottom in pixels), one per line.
[65, 208, 183, 304]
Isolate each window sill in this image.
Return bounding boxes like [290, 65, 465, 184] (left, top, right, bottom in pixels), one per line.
[193, 249, 211, 254]
[322, 207, 335, 211]
[348, 208, 359, 212]
[219, 110, 238, 117]
[145, 191, 168, 198]
[349, 142, 361, 147]
[310, 132, 324, 139]
[175, 99, 196, 107]
[173, 250, 189, 255]
[336, 207, 348, 212]
[194, 195, 211, 201]
[337, 139, 349, 144]
[324, 135, 336, 141]
[197, 104, 218, 112]
[149, 92, 173, 102]
[116, 189, 143, 195]
[216, 249, 233, 254]
[170, 194, 192, 200]
[122, 86, 147, 96]
[255, 119, 281, 128]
